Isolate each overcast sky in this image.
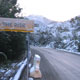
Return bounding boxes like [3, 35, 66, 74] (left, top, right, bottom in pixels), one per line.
[17, 0, 80, 21]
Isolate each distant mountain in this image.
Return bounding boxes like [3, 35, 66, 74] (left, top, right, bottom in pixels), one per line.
[27, 15, 52, 25]
[26, 15, 80, 52]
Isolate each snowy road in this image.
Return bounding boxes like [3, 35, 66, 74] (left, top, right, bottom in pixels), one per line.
[31, 47, 80, 80]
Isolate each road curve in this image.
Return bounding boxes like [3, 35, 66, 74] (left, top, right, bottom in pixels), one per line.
[31, 47, 80, 80]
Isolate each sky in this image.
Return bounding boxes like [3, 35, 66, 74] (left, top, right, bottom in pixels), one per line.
[17, 0, 80, 21]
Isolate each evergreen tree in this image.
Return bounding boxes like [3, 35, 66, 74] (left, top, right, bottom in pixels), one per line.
[0, 0, 21, 18]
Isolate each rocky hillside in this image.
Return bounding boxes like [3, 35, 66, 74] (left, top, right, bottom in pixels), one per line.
[26, 15, 80, 52]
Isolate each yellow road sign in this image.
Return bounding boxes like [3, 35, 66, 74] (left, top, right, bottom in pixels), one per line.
[0, 17, 34, 32]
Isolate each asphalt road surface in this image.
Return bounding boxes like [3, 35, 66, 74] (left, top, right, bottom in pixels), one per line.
[31, 47, 80, 80]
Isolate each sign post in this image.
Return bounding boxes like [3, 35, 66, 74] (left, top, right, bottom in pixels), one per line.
[26, 32, 30, 80]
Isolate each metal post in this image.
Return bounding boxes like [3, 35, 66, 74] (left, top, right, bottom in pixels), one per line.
[26, 32, 30, 80]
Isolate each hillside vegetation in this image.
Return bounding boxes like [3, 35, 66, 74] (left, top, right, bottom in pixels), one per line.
[27, 15, 80, 52]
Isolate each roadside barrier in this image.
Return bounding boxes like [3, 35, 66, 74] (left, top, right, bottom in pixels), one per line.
[30, 54, 42, 78]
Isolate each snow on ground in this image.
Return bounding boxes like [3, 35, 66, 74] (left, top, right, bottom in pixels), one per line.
[57, 48, 80, 55]
[0, 69, 5, 73]
[0, 60, 25, 80]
